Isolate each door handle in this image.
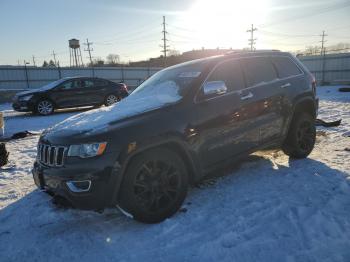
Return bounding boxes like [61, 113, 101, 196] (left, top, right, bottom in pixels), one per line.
[280, 83, 291, 88]
[240, 92, 253, 100]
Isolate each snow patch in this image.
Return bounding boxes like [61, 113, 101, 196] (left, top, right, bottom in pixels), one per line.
[49, 81, 181, 133]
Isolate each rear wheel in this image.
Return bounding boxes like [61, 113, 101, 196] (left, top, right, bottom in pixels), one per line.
[282, 113, 316, 158]
[36, 100, 54, 115]
[104, 94, 119, 106]
[119, 148, 188, 223]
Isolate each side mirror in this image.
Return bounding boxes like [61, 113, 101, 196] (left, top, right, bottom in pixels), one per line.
[203, 81, 228, 96]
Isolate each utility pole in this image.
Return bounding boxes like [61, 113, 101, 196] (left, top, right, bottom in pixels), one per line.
[247, 24, 257, 51]
[57, 60, 62, 79]
[320, 30, 328, 56]
[320, 30, 328, 85]
[52, 50, 57, 66]
[24, 60, 30, 88]
[32, 55, 36, 67]
[84, 38, 94, 76]
[84, 38, 93, 66]
[161, 16, 169, 67]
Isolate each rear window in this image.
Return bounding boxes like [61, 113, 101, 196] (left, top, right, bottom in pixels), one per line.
[241, 57, 278, 87]
[272, 56, 302, 78]
[94, 79, 108, 87]
[82, 79, 94, 88]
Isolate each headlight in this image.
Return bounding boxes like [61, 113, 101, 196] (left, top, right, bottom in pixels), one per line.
[67, 142, 107, 158]
[18, 95, 33, 101]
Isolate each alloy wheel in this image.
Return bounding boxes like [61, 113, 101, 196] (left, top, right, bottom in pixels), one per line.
[133, 160, 181, 213]
[106, 95, 118, 106]
[37, 101, 53, 115]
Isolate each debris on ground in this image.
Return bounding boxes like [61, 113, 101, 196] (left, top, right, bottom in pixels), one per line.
[0, 142, 9, 167]
[338, 87, 350, 92]
[315, 118, 341, 127]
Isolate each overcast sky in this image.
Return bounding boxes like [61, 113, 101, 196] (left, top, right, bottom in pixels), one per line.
[0, 0, 350, 66]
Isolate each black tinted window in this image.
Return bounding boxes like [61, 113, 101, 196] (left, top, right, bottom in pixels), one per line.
[60, 80, 80, 90]
[81, 79, 94, 88]
[94, 79, 108, 87]
[207, 59, 245, 92]
[242, 57, 277, 87]
[272, 56, 302, 78]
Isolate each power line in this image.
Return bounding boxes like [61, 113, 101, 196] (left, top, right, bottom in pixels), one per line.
[260, 1, 350, 29]
[259, 29, 319, 38]
[247, 24, 257, 51]
[90, 18, 160, 43]
[95, 33, 159, 46]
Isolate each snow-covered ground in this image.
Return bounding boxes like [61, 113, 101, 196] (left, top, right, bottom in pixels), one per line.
[1, 86, 350, 262]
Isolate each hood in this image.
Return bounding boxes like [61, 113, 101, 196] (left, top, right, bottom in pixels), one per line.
[16, 89, 42, 97]
[45, 81, 182, 136]
[16, 78, 66, 97]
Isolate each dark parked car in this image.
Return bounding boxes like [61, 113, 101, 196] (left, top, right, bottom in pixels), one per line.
[32, 50, 318, 223]
[12, 77, 129, 115]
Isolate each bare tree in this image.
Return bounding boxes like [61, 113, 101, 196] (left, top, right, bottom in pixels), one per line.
[106, 54, 120, 65]
[93, 57, 104, 66]
[168, 49, 180, 56]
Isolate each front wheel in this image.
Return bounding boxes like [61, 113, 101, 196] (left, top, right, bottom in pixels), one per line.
[119, 148, 188, 223]
[282, 113, 316, 158]
[36, 100, 54, 115]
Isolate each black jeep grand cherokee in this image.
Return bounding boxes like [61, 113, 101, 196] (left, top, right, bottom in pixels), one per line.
[33, 51, 318, 223]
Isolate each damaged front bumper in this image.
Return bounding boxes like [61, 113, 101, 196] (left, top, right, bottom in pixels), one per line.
[32, 153, 122, 210]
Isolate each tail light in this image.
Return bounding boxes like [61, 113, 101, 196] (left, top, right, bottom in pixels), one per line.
[311, 76, 316, 95]
[121, 83, 128, 92]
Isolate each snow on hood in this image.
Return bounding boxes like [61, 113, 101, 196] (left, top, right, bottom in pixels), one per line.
[16, 79, 66, 97]
[48, 81, 181, 134]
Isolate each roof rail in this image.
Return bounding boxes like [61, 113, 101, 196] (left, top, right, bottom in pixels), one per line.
[225, 49, 281, 55]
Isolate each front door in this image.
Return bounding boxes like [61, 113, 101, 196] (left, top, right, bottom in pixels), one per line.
[190, 59, 259, 168]
[51, 79, 85, 108]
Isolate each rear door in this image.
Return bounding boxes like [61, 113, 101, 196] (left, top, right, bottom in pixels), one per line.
[240, 56, 285, 144]
[270, 56, 305, 137]
[92, 78, 110, 103]
[80, 78, 102, 104]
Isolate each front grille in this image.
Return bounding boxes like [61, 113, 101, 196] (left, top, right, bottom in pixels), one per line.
[38, 143, 67, 167]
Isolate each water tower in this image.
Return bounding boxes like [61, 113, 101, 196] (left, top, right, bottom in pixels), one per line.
[69, 39, 84, 67]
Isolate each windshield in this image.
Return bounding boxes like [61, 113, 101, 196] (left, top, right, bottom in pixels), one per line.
[38, 78, 67, 91]
[131, 62, 206, 99]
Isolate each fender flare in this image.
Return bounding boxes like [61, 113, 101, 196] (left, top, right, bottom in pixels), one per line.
[283, 95, 317, 138]
[109, 136, 202, 205]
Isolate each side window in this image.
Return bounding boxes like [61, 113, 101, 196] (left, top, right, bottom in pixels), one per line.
[271, 56, 302, 78]
[206, 60, 245, 92]
[81, 79, 95, 88]
[94, 79, 108, 87]
[60, 80, 80, 90]
[242, 57, 278, 87]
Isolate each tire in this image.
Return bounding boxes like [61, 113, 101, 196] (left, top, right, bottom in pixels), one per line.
[104, 94, 119, 106]
[282, 113, 316, 158]
[36, 99, 54, 115]
[119, 148, 188, 223]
